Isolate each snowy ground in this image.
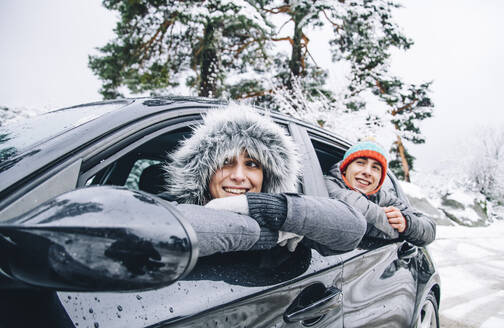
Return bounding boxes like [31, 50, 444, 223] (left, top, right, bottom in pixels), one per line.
[428, 220, 504, 327]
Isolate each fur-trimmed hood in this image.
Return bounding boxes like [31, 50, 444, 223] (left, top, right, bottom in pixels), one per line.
[165, 104, 301, 205]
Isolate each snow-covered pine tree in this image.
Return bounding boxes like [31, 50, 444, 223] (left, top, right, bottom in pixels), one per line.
[331, 1, 434, 181]
[265, 0, 434, 180]
[89, 0, 273, 98]
[90, 0, 433, 180]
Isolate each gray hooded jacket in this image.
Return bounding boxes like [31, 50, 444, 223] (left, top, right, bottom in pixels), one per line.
[161, 105, 366, 256]
[325, 161, 436, 246]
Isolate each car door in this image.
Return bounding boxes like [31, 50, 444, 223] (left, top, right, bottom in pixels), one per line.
[54, 109, 349, 328]
[299, 127, 419, 327]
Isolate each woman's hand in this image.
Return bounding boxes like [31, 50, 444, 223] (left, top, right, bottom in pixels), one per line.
[383, 206, 407, 233]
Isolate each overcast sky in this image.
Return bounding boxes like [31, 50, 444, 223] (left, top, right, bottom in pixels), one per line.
[1, 0, 503, 172]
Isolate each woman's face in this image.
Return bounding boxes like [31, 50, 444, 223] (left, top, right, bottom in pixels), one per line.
[209, 151, 263, 199]
[344, 157, 382, 194]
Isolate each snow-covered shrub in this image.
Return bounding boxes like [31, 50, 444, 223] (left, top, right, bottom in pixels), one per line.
[466, 127, 504, 203]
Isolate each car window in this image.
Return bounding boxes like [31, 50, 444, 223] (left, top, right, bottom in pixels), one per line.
[125, 159, 162, 190]
[309, 136, 345, 175]
[83, 125, 191, 189]
[84, 120, 304, 195]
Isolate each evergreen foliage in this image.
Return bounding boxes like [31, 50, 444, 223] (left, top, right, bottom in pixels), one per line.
[389, 141, 415, 181]
[328, 0, 433, 180]
[90, 0, 273, 98]
[90, 0, 434, 179]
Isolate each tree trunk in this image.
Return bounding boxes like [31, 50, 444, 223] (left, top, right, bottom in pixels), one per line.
[287, 7, 308, 90]
[395, 135, 410, 182]
[199, 21, 220, 97]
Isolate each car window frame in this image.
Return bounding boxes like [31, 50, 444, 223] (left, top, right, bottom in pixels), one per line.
[77, 118, 199, 187]
[287, 123, 329, 197]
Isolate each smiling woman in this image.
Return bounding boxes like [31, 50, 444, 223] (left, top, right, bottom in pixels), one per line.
[164, 104, 300, 205]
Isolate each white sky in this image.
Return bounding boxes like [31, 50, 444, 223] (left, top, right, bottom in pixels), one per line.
[1, 0, 503, 172]
[390, 0, 504, 172]
[0, 0, 116, 110]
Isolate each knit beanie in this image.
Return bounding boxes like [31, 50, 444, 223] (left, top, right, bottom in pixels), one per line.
[340, 140, 388, 195]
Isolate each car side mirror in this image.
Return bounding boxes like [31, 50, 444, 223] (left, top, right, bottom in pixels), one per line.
[0, 186, 198, 292]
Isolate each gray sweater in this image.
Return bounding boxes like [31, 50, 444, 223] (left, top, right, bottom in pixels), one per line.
[161, 193, 366, 257]
[325, 162, 436, 246]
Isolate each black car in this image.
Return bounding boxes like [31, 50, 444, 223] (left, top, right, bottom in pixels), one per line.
[0, 97, 440, 328]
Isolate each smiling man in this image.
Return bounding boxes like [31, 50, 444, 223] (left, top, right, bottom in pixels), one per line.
[325, 139, 436, 246]
[339, 141, 388, 196]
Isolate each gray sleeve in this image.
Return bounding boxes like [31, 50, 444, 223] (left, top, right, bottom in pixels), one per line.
[176, 204, 276, 257]
[377, 188, 436, 246]
[325, 177, 399, 240]
[400, 209, 437, 246]
[280, 194, 366, 252]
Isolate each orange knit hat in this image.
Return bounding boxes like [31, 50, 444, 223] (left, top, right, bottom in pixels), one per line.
[340, 140, 388, 195]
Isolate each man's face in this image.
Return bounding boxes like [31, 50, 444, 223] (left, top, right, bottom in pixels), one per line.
[344, 157, 382, 194]
[209, 151, 263, 199]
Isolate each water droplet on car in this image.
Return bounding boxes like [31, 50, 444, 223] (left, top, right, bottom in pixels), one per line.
[117, 305, 123, 311]
[94, 322, 99, 328]
[89, 308, 94, 313]
[136, 295, 142, 300]
[169, 307, 174, 313]
[67, 295, 72, 300]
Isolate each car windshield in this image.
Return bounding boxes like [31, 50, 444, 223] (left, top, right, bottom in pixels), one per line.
[0, 101, 130, 164]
